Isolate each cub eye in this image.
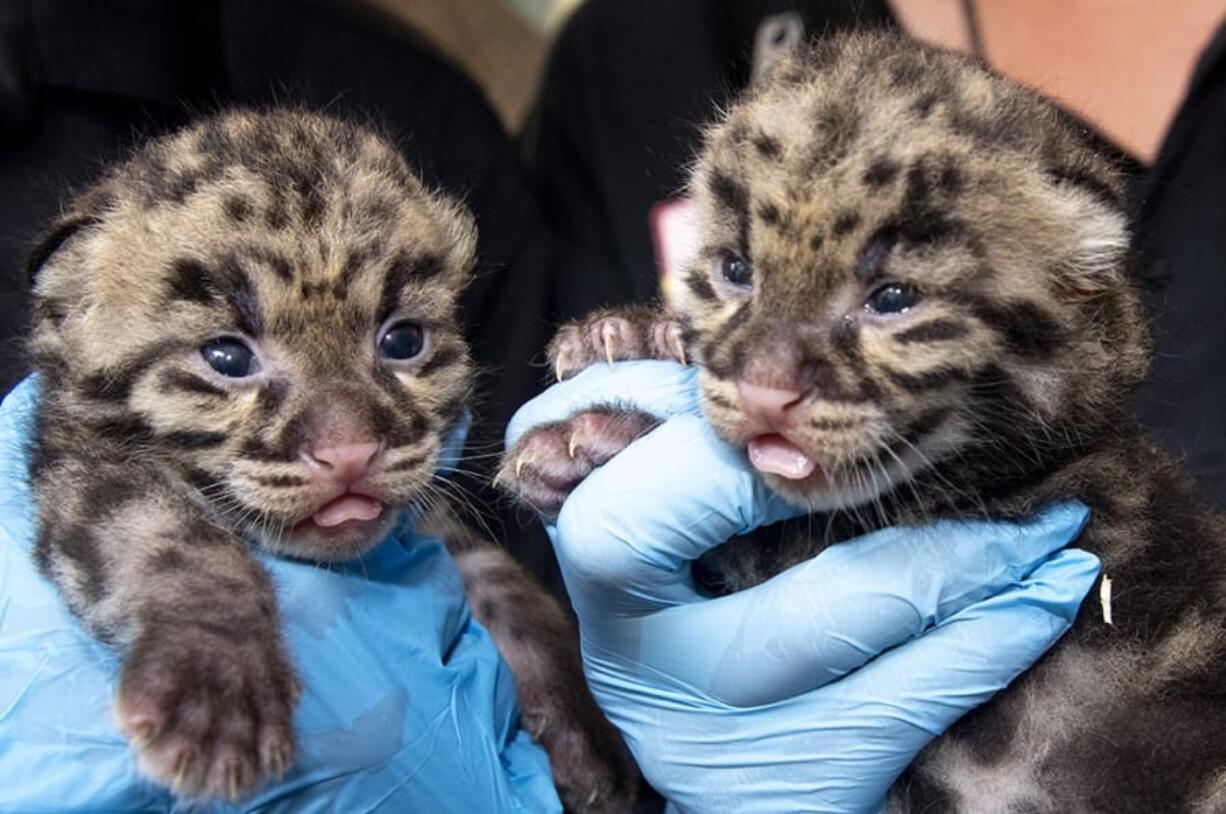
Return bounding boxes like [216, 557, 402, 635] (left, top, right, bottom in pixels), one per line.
[202, 338, 257, 378]
[719, 252, 753, 288]
[865, 283, 921, 314]
[379, 321, 425, 361]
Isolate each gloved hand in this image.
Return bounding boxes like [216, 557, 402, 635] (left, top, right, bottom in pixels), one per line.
[507, 361, 1101, 814]
[0, 377, 560, 814]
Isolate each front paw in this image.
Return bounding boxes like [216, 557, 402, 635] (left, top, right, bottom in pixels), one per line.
[548, 307, 687, 382]
[115, 630, 300, 801]
[525, 701, 639, 814]
[498, 408, 658, 516]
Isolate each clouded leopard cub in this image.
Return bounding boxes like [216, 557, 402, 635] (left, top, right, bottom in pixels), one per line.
[26, 110, 635, 810]
[501, 32, 1226, 812]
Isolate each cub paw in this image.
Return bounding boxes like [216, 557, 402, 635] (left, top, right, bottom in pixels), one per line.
[498, 408, 658, 515]
[115, 631, 300, 801]
[531, 707, 639, 814]
[548, 307, 687, 381]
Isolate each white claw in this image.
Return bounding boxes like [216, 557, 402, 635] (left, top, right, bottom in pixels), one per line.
[601, 323, 617, 367]
[515, 455, 532, 478]
[672, 332, 688, 366]
[555, 356, 566, 382]
[568, 430, 579, 458]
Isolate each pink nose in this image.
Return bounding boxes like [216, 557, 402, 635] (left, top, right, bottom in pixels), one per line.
[304, 441, 381, 485]
[736, 381, 809, 427]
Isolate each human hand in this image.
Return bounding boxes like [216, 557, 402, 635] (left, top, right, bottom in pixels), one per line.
[506, 361, 1100, 813]
[0, 377, 560, 813]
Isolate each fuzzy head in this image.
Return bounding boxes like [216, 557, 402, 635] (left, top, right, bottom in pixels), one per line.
[671, 32, 1148, 512]
[29, 110, 477, 559]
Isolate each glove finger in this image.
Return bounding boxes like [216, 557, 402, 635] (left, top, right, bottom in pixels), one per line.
[553, 414, 805, 613]
[616, 503, 1090, 705]
[826, 547, 1101, 744]
[506, 361, 700, 448]
[674, 549, 1101, 813]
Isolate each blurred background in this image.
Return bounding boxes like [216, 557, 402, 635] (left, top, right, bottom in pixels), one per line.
[2, 0, 1224, 600]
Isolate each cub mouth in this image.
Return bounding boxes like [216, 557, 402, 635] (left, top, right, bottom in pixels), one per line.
[279, 492, 395, 560]
[308, 493, 384, 528]
[747, 433, 819, 480]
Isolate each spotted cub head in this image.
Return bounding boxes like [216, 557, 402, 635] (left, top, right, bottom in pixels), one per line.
[29, 110, 476, 560]
[672, 32, 1147, 512]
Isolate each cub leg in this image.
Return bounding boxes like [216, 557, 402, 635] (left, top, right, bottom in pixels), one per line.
[33, 457, 298, 801]
[426, 512, 640, 813]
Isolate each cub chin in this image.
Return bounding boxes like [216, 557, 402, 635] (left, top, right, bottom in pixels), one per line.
[500, 31, 1226, 812]
[27, 109, 635, 811]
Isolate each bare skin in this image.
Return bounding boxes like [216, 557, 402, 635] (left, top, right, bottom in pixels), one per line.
[890, 0, 1225, 163]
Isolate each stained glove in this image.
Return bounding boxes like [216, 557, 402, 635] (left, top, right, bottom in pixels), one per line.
[506, 361, 1100, 814]
[0, 376, 561, 814]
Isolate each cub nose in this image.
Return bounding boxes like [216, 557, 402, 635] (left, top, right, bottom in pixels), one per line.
[736, 381, 809, 428]
[304, 441, 381, 486]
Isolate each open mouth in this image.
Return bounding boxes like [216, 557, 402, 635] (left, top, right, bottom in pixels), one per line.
[294, 493, 384, 532]
[748, 434, 823, 482]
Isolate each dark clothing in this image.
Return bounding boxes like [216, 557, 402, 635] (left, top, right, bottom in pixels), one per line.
[530, 0, 1226, 508]
[0, 0, 559, 584]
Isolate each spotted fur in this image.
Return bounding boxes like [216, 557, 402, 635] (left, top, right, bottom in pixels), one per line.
[27, 110, 634, 809]
[503, 32, 1226, 811]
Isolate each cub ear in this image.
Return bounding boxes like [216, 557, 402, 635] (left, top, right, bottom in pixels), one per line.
[1045, 176, 1130, 299]
[438, 199, 478, 287]
[26, 212, 102, 285]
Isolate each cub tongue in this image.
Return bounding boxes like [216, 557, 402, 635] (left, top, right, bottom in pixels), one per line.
[748, 434, 817, 480]
[313, 494, 383, 527]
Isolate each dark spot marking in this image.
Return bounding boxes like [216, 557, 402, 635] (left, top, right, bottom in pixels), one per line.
[89, 414, 156, 443]
[78, 340, 187, 402]
[863, 158, 901, 187]
[384, 453, 429, 473]
[708, 172, 749, 217]
[911, 92, 940, 118]
[217, 256, 264, 336]
[684, 271, 718, 302]
[418, 345, 464, 377]
[833, 211, 861, 237]
[166, 258, 219, 305]
[809, 232, 825, 252]
[158, 369, 226, 398]
[159, 430, 228, 450]
[265, 196, 290, 230]
[752, 134, 782, 159]
[249, 473, 308, 488]
[149, 548, 188, 573]
[883, 365, 973, 392]
[893, 319, 970, 344]
[967, 298, 1066, 358]
[854, 231, 898, 283]
[54, 526, 108, 604]
[256, 380, 289, 418]
[903, 406, 952, 445]
[378, 252, 445, 319]
[223, 195, 253, 223]
[756, 202, 781, 227]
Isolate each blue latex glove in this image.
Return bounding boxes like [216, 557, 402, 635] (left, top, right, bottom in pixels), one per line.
[507, 361, 1101, 814]
[0, 377, 561, 814]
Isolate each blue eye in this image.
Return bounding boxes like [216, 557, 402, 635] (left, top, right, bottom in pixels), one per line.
[866, 283, 921, 314]
[720, 252, 753, 288]
[379, 321, 425, 360]
[202, 338, 257, 377]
